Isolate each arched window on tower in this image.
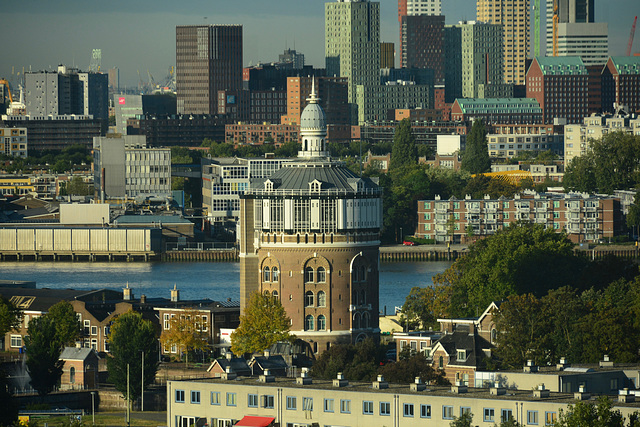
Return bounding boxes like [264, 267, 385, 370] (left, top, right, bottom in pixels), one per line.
[305, 315, 314, 331]
[352, 267, 359, 282]
[353, 312, 361, 329]
[318, 315, 326, 331]
[362, 312, 369, 329]
[272, 290, 279, 299]
[359, 290, 366, 305]
[272, 267, 279, 282]
[317, 267, 326, 283]
[317, 291, 326, 307]
[263, 266, 270, 282]
[360, 266, 366, 282]
[305, 291, 314, 307]
[305, 267, 314, 283]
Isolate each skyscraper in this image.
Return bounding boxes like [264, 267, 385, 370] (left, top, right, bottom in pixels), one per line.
[400, 15, 445, 83]
[397, 0, 442, 74]
[176, 25, 243, 115]
[545, 0, 607, 66]
[325, 0, 380, 105]
[477, 0, 530, 85]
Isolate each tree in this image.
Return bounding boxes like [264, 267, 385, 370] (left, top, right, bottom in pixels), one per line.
[626, 191, 640, 238]
[231, 292, 292, 355]
[390, 118, 417, 170]
[160, 309, 209, 364]
[107, 311, 159, 402]
[433, 222, 579, 317]
[378, 352, 449, 385]
[402, 285, 452, 330]
[461, 119, 491, 174]
[449, 411, 473, 427]
[311, 338, 382, 381]
[47, 301, 81, 346]
[0, 296, 21, 337]
[25, 315, 64, 396]
[62, 176, 92, 196]
[554, 397, 627, 427]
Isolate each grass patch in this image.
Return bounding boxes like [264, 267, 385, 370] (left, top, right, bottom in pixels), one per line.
[26, 412, 164, 427]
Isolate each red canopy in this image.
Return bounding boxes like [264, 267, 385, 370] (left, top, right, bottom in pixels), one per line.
[234, 416, 275, 427]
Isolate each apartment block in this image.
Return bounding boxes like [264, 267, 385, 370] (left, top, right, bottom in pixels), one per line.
[325, 0, 380, 104]
[487, 132, 563, 158]
[564, 114, 640, 167]
[400, 15, 445, 83]
[224, 123, 299, 146]
[356, 82, 432, 125]
[546, 0, 595, 53]
[126, 114, 225, 147]
[526, 57, 589, 125]
[1, 127, 27, 158]
[93, 135, 171, 201]
[450, 98, 543, 124]
[601, 56, 640, 115]
[280, 77, 349, 126]
[176, 25, 243, 115]
[417, 192, 620, 243]
[477, 0, 530, 85]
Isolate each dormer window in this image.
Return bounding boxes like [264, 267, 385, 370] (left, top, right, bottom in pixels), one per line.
[457, 350, 466, 361]
[265, 180, 274, 191]
[309, 180, 321, 192]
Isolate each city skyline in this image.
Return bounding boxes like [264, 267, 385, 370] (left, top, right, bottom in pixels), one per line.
[1, 0, 637, 89]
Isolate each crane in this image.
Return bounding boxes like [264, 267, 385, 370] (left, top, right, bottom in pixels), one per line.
[627, 16, 637, 57]
[534, 0, 541, 58]
[0, 78, 13, 104]
[552, 0, 559, 57]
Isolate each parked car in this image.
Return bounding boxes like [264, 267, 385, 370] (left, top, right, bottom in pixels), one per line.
[403, 240, 416, 246]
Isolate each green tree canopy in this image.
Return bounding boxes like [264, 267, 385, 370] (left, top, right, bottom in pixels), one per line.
[25, 315, 64, 396]
[449, 411, 474, 427]
[107, 311, 159, 401]
[310, 338, 382, 381]
[554, 397, 630, 427]
[47, 301, 81, 346]
[378, 352, 449, 385]
[0, 296, 21, 337]
[461, 119, 491, 174]
[231, 292, 292, 355]
[390, 118, 417, 170]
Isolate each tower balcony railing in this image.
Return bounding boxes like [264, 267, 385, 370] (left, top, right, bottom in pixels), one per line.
[246, 187, 383, 197]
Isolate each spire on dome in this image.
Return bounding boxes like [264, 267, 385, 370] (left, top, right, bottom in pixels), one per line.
[306, 78, 320, 104]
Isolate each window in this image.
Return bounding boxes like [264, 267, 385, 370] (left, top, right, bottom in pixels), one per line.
[424, 202, 431, 209]
[91, 326, 97, 335]
[324, 398, 334, 412]
[272, 267, 279, 281]
[443, 405, 454, 420]
[317, 291, 326, 307]
[363, 401, 374, 415]
[484, 408, 495, 422]
[457, 350, 466, 361]
[305, 315, 314, 331]
[248, 394, 258, 408]
[190, 391, 200, 404]
[70, 367, 76, 384]
[527, 410, 539, 425]
[263, 266, 271, 282]
[303, 397, 313, 411]
[10, 335, 22, 348]
[286, 396, 297, 410]
[404, 403, 414, 417]
[502, 409, 513, 422]
[305, 267, 314, 283]
[317, 315, 326, 331]
[380, 402, 391, 416]
[175, 390, 185, 403]
[211, 392, 220, 405]
[262, 395, 274, 409]
[226, 392, 236, 406]
[545, 412, 557, 425]
[317, 267, 326, 283]
[461, 407, 471, 417]
[305, 291, 314, 307]
[421, 404, 431, 418]
[340, 399, 351, 413]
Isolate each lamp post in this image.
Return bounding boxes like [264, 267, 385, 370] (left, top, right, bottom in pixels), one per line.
[91, 391, 96, 426]
[141, 350, 144, 412]
[126, 363, 130, 427]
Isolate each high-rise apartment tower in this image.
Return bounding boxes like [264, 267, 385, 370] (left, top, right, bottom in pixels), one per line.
[176, 25, 243, 115]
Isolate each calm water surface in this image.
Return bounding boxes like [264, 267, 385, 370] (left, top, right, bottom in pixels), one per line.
[0, 260, 452, 313]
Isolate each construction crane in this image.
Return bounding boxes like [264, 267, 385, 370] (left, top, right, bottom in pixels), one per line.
[627, 16, 638, 57]
[552, 0, 559, 57]
[0, 78, 13, 104]
[534, 0, 541, 58]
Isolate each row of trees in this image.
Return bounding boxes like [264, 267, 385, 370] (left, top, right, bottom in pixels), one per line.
[0, 144, 93, 174]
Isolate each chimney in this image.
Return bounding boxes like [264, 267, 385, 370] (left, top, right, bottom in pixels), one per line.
[619, 388, 635, 403]
[225, 352, 233, 360]
[263, 349, 271, 358]
[524, 359, 539, 373]
[490, 381, 506, 396]
[333, 372, 348, 388]
[451, 380, 468, 394]
[600, 354, 614, 367]
[140, 294, 146, 304]
[533, 384, 550, 398]
[171, 284, 180, 302]
[259, 368, 275, 383]
[574, 385, 591, 401]
[556, 357, 569, 371]
[410, 376, 426, 392]
[297, 368, 312, 385]
[373, 374, 388, 390]
[123, 282, 133, 301]
[221, 366, 237, 381]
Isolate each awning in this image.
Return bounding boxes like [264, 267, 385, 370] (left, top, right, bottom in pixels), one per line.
[234, 416, 275, 427]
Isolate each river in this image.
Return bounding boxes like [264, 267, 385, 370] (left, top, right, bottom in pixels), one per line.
[0, 260, 452, 314]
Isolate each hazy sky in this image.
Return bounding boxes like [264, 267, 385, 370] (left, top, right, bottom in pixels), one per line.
[1, 0, 637, 88]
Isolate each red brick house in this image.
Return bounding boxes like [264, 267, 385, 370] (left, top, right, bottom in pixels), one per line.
[59, 347, 100, 390]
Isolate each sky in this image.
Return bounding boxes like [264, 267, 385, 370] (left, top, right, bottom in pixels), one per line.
[0, 0, 638, 89]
